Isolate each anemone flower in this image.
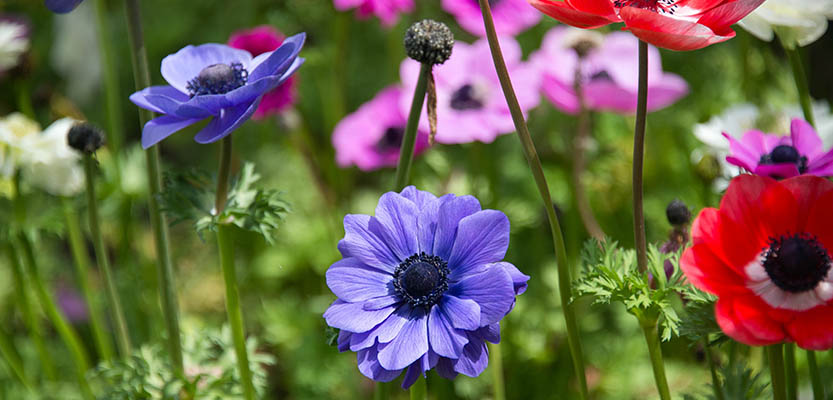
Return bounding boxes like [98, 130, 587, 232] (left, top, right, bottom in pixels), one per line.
[441, 0, 541, 36]
[738, 0, 833, 47]
[530, 26, 687, 115]
[682, 175, 833, 350]
[333, 86, 429, 171]
[400, 37, 540, 144]
[228, 25, 297, 119]
[724, 119, 833, 179]
[324, 187, 529, 387]
[334, 0, 414, 27]
[129, 34, 305, 149]
[527, 0, 766, 51]
[0, 16, 29, 75]
[44, 0, 84, 14]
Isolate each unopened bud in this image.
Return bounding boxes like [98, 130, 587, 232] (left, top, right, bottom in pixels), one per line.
[404, 20, 454, 66]
[666, 199, 691, 226]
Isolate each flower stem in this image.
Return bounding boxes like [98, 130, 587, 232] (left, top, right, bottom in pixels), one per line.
[93, 0, 125, 163]
[410, 375, 427, 400]
[704, 343, 725, 400]
[783, 43, 815, 127]
[640, 319, 671, 400]
[18, 233, 94, 400]
[806, 350, 824, 400]
[62, 197, 114, 361]
[0, 325, 33, 391]
[394, 62, 430, 190]
[784, 343, 797, 400]
[477, 1, 587, 398]
[633, 40, 649, 273]
[123, 0, 184, 373]
[215, 137, 256, 400]
[82, 155, 132, 357]
[373, 382, 389, 400]
[769, 344, 787, 400]
[572, 67, 604, 240]
[489, 342, 506, 400]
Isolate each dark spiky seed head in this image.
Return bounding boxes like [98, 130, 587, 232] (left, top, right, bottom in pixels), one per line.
[665, 199, 691, 226]
[404, 20, 454, 65]
[67, 122, 106, 154]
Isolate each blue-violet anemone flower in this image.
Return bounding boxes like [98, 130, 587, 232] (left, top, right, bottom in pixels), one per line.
[324, 186, 529, 388]
[44, 0, 84, 14]
[129, 34, 305, 149]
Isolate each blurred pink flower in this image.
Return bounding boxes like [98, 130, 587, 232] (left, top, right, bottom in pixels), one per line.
[400, 37, 540, 144]
[529, 27, 688, 115]
[334, 0, 414, 27]
[333, 85, 429, 171]
[441, 0, 540, 36]
[228, 25, 296, 119]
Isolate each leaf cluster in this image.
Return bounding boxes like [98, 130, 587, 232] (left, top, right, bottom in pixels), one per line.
[683, 363, 769, 400]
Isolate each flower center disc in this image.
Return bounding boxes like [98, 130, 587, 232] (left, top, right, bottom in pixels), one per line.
[186, 62, 248, 97]
[377, 126, 405, 151]
[450, 84, 486, 111]
[763, 234, 831, 293]
[393, 253, 450, 308]
[612, 0, 679, 14]
[759, 145, 809, 173]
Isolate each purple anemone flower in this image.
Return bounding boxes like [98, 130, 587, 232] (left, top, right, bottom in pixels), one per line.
[324, 187, 529, 388]
[400, 37, 540, 144]
[441, 0, 541, 37]
[529, 27, 688, 115]
[724, 118, 833, 179]
[44, 0, 84, 13]
[334, 0, 414, 27]
[129, 34, 305, 149]
[333, 85, 429, 171]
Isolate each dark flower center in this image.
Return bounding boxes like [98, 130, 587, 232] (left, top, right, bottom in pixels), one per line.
[759, 145, 809, 174]
[589, 70, 613, 82]
[763, 233, 831, 293]
[613, 0, 679, 14]
[186, 62, 248, 97]
[450, 84, 486, 111]
[376, 126, 405, 152]
[393, 253, 450, 308]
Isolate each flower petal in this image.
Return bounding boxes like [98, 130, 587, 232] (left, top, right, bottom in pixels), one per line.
[338, 214, 400, 273]
[528, 0, 617, 29]
[452, 334, 489, 377]
[428, 304, 470, 359]
[369, 192, 419, 261]
[696, 0, 766, 34]
[160, 44, 253, 94]
[323, 299, 396, 333]
[248, 33, 306, 82]
[715, 296, 777, 346]
[377, 308, 429, 370]
[448, 210, 510, 278]
[493, 262, 530, 295]
[433, 195, 482, 260]
[141, 115, 202, 149]
[449, 263, 515, 326]
[193, 100, 260, 144]
[787, 306, 833, 350]
[44, 0, 84, 13]
[325, 258, 394, 303]
[357, 346, 403, 382]
[440, 295, 481, 331]
[620, 7, 734, 51]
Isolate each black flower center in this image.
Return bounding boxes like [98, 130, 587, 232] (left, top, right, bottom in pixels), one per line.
[393, 253, 450, 308]
[589, 70, 613, 82]
[763, 233, 831, 293]
[376, 126, 404, 152]
[759, 145, 809, 174]
[613, 0, 679, 14]
[450, 84, 486, 111]
[186, 62, 248, 97]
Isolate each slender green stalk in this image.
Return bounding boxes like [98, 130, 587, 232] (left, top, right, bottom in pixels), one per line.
[632, 40, 649, 273]
[215, 136, 233, 215]
[62, 198, 114, 361]
[123, 0, 184, 373]
[572, 66, 604, 240]
[410, 375, 427, 400]
[784, 343, 797, 400]
[806, 350, 824, 400]
[640, 319, 671, 400]
[769, 344, 787, 400]
[373, 382, 389, 400]
[489, 342, 506, 400]
[18, 233, 94, 400]
[783, 43, 815, 127]
[0, 319, 33, 391]
[477, 1, 588, 397]
[93, 0, 124, 157]
[394, 62, 430, 190]
[704, 343, 725, 400]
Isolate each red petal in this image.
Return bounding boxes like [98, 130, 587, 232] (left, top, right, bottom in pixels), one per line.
[691, 208, 719, 246]
[716, 175, 783, 269]
[565, 0, 617, 20]
[680, 243, 747, 295]
[779, 176, 833, 232]
[787, 306, 833, 350]
[527, 0, 617, 29]
[804, 184, 833, 253]
[715, 296, 781, 346]
[697, 0, 766, 35]
[619, 6, 734, 51]
[733, 296, 788, 343]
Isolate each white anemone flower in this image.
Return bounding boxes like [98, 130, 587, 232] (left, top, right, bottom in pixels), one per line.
[0, 17, 29, 73]
[738, 0, 833, 47]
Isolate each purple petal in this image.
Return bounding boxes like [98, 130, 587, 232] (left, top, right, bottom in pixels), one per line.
[753, 163, 800, 179]
[432, 195, 482, 260]
[436, 357, 459, 380]
[130, 86, 219, 119]
[473, 323, 501, 344]
[325, 258, 393, 303]
[791, 118, 824, 158]
[377, 308, 429, 370]
[337, 330, 352, 352]
[808, 148, 833, 175]
[493, 262, 529, 295]
[338, 214, 399, 273]
[362, 296, 401, 311]
[193, 99, 260, 144]
[448, 210, 510, 278]
[428, 303, 469, 359]
[357, 346, 402, 382]
[368, 192, 419, 261]
[44, 0, 83, 13]
[141, 115, 202, 149]
[440, 295, 480, 331]
[160, 44, 252, 94]
[449, 264, 515, 326]
[724, 131, 764, 171]
[129, 85, 186, 114]
[399, 186, 439, 209]
[248, 33, 306, 82]
[323, 299, 396, 333]
[350, 305, 411, 350]
[416, 195, 442, 255]
[453, 335, 489, 377]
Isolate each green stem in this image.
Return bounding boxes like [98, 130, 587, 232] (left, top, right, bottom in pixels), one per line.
[640, 319, 671, 400]
[807, 350, 824, 400]
[572, 65, 604, 241]
[410, 375, 427, 400]
[783, 43, 815, 127]
[477, 1, 588, 397]
[124, 0, 184, 373]
[768, 344, 787, 400]
[62, 198, 114, 361]
[0, 315, 33, 391]
[373, 382, 389, 400]
[18, 233, 94, 400]
[93, 0, 125, 158]
[489, 342, 506, 400]
[632, 41, 649, 273]
[215, 136, 233, 215]
[705, 343, 725, 400]
[784, 343, 797, 400]
[394, 62, 430, 190]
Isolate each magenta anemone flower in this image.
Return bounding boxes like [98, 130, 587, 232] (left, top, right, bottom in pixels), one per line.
[333, 86, 429, 171]
[725, 118, 833, 179]
[228, 25, 297, 119]
[324, 187, 529, 388]
[44, 0, 83, 13]
[334, 0, 414, 27]
[129, 34, 304, 149]
[400, 37, 540, 144]
[529, 26, 688, 115]
[441, 0, 541, 36]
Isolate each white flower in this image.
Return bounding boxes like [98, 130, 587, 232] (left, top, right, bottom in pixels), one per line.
[738, 0, 833, 47]
[0, 112, 42, 177]
[0, 18, 29, 73]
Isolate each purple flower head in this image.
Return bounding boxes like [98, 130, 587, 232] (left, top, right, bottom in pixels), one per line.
[333, 85, 429, 171]
[228, 26, 297, 119]
[724, 118, 833, 179]
[441, 0, 541, 36]
[334, 0, 414, 27]
[129, 34, 305, 149]
[400, 37, 540, 144]
[56, 284, 88, 323]
[44, 0, 84, 13]
[530, 27, 688, 115]
[324, 187, 529, 388]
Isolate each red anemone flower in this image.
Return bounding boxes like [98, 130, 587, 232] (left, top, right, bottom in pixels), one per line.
[527, 0, 765, 51]
[681, 175, 833, 350]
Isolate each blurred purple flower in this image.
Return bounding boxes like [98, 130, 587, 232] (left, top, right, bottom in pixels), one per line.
[56, 284, 88, 323]
[228, 25, 297, 119]
[334, 0, 414, 27]
[129, 34, 305, 149]
[44, 0, 84, 14]
[333, 85, 429, 171]
[725, 118, 833, 179]
[529, 27, 688, 115]
[324, 187, 528, 388]
[441, 0, 541, 36]
[400, 37, 540, 144]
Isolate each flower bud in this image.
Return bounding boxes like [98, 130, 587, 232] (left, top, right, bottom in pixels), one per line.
[67, 122, 105, 154]
[666, 199, 691, 226]
[404, 20, 454, 66]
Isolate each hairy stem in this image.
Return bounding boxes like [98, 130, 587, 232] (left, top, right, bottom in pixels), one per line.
[640, 319, 671, 400]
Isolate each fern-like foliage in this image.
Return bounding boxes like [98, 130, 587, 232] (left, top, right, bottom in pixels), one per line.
[683, 363, 769, 400]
